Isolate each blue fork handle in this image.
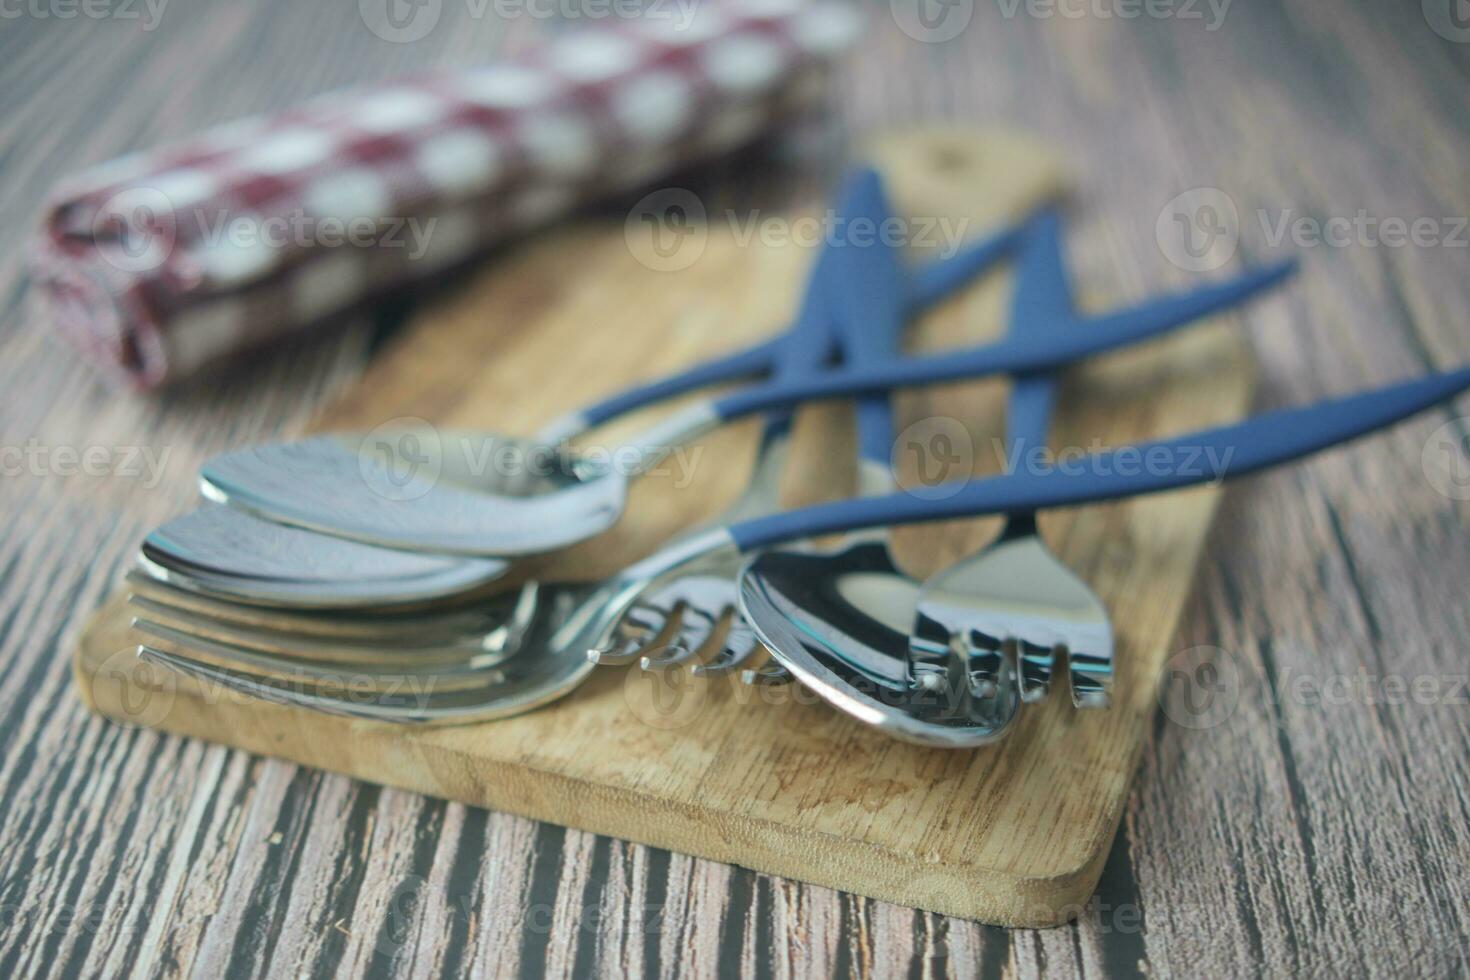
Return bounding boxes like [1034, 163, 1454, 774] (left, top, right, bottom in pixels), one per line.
[1005, 209, 1074, 451]
[578, 221, 1024, 428]
[729, 365, 1470, 549]
[711, 256, 1295, 421]
[826, 169, 911, 465]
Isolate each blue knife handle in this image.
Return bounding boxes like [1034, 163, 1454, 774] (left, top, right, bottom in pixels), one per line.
[759, 239, 842, 444]
[730, 366, 1470, 549]
[712, 254, 1295, 421]
[1006, 209, 1073, 452]
[826, 169, 911, 466]
[578, 218, 1026, 429]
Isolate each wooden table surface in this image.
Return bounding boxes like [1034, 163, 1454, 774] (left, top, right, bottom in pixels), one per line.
[2, 1, 1467, 976]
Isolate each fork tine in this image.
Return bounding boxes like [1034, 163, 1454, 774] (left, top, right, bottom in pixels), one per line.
[588, 602, 672, 665]
[1016, 638, 1056, 702]
[740, 660, 793, 685]
[640, 604, 719, 671]
[909, 612, 956, 692]
[693, 620, 760, 677]
[1065, 645, 1113, 708]
[962, 629, 1007, 699]
[639, 643, 698, 672]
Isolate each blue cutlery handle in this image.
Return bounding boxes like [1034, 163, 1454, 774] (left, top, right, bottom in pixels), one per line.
[1005, 209, 1073, 450]
[578, 220, 1027, 429]
[908, 221, 1022, 313]
[730, 366, 1470, 549]
[759, 252, 840, 443]
[1006, 376, 1056, 463]
[581, 337, 783, 428]
[1084, 257, 1295, 347]
[827, 169, 910, 465]
[712, 254, 1295, 421]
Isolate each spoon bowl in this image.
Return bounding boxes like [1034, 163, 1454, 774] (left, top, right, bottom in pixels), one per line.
[200, 427, 632, 557]
[140, 504, 509, 608]
[737, 541, 1021, 748]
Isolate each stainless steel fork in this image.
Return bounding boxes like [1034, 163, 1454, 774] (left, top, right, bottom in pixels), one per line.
[588, 238, 835, 676]
[589, 422, 797, 676]
[909, 212, 1112, 705]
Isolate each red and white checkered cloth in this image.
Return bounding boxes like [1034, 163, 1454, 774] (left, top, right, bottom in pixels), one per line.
[30, 0, 860, 389]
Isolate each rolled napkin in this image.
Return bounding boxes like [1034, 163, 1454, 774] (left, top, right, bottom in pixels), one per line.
[30, 0, 860, 388]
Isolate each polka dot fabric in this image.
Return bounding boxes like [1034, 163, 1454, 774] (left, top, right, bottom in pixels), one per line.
[30, 0, 861, 388]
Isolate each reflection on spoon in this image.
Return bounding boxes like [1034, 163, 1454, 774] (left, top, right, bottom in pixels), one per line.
[738, 541, 1020, 749]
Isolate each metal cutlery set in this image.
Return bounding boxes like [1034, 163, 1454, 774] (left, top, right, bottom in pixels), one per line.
[127, 168, 1470, 748]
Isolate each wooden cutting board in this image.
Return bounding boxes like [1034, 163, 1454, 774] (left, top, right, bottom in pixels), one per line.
[74, 128, 1256, 927]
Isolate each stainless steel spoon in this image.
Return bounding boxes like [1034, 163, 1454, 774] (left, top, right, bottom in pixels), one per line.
[137, 505, 508, 609]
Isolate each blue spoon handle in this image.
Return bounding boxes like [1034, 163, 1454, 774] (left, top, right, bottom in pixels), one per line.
[580, 338, 783, 428]
[729, 366, 1470, 549]
[711, 257, 1295, 421]
[578, 221, 1024, 428]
